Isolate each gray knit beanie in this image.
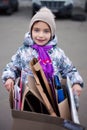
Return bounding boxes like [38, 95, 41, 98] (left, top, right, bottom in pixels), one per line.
[29, 7, 56, 37]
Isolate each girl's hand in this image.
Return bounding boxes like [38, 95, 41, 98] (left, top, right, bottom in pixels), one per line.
[4, 78, 14, 92]
[72, 84, 82, 96]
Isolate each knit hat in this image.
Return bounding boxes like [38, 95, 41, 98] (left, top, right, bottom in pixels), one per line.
[29, 7, 56, 37]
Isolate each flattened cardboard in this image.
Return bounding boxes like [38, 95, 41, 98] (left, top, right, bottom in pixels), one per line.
[66, 76, 80, 124]
[30, 58, 71, 120]
[59, 98, 71, 120]
[21, 76, 43, 111]
[30, 58, 60, 116]
[21, 76, 49, 114]
[9, 87, 14, 109]
[9, 78, 21, 110]
[35, 83, 57, 116]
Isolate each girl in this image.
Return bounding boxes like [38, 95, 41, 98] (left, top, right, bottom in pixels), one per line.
[2, 7, 83, 96]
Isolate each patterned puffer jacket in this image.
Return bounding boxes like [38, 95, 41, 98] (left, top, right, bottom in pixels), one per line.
[2, 32, 84, 87]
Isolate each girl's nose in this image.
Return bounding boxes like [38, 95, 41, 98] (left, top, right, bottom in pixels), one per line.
[39, 31, 43, 37]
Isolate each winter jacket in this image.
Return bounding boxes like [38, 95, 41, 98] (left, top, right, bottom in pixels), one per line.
[2, 32, 84, 87]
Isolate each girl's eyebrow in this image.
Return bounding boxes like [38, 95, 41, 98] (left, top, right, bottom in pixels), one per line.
[44, 28, 50, 30]
[33, 27, 50, 30]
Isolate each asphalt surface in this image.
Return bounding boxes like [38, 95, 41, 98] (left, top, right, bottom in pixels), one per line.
[0, 4, 87, 130]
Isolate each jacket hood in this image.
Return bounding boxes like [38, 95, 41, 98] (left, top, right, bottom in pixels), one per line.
[23, 32, 58, 47]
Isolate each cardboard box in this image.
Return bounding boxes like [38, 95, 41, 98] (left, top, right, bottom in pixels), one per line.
[12, 109, 85, 130]
[10, 58, 85, 130]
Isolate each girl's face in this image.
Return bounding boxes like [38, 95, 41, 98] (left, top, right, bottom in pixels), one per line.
[32, 21, 51, 46]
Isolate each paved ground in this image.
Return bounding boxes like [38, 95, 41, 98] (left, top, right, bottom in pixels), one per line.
[0, 3, 87, 130]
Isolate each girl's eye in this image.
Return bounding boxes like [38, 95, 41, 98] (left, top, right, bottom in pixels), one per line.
[44, 29, 50, 33]
[33, 28, 39, 32]
[33, 28, 50, 33]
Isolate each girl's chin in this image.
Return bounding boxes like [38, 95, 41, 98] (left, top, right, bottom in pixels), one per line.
[35, 42, 46, 46]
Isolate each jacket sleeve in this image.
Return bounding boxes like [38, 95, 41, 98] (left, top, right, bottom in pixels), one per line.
[2, 48, 22, 84]
[57, 48, 84, 88]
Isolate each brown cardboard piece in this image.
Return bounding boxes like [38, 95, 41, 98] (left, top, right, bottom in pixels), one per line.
[30, 58, 60, 116]
[21, 76, 50, 114]
[21, 76, 43, 110]
[58, 98, 71, 120]
[9, 87, 14, 109]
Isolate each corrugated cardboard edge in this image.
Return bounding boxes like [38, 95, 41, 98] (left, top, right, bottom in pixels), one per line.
[12, 109, 63, 125]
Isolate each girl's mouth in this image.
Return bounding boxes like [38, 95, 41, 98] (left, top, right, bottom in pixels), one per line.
[37, 39, 45, 42]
